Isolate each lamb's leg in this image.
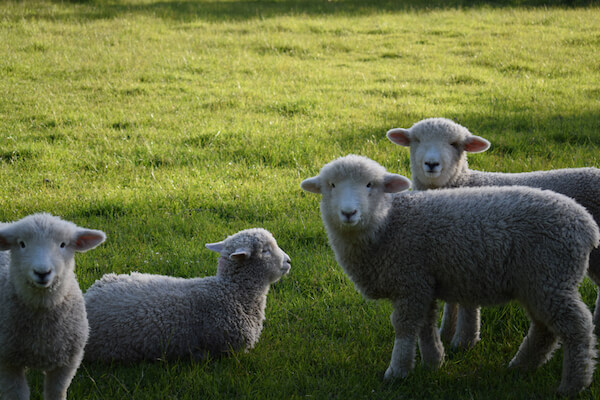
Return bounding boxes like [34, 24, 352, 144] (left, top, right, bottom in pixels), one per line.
[0, 365, 29, 400]
[439, 302, 457, 344]
[44, 364, 79, 400]
[519, 292, 595, 396]
[384, 297, 430, 380]
[508, 320, 558, 370]
[418, 300, 444, 369]
[451, 306, 481, 348]
[586, 248, 600, 335]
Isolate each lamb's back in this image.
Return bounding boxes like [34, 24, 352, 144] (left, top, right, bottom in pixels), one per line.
[84, 273, 257, 361]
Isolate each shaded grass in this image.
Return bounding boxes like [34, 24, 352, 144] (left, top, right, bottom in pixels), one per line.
[1, 0, 600, 399]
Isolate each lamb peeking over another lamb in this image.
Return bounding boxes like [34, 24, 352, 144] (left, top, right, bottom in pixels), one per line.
[301, 155, 598, 396]
[0, 213, 106, 400]
[387, 117, 600, 347]
[84, 228, 290, 362]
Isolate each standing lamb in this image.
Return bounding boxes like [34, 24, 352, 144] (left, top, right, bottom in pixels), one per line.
[84, 228, 290, 362]
[0, 213, 106, 400]
[301, 155, 598, 396]
[387, 117, 600, 347]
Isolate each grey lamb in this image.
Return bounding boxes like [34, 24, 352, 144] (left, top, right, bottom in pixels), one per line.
[0, 213, 106, 400]
[84, 228, 291, 362]
[387, 117, 600, 348]
[301, 154, 598, 396]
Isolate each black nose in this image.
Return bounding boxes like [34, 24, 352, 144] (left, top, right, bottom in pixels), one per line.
[34, 270, 52, 280]
[425, 162, 440, 171]
[342, 210, 357, 219]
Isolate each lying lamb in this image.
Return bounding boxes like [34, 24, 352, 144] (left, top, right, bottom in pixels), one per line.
[301, 155, 598, 396]
[0, 213, 106, 400]
[84, 228, 291, 362]
[387, 117, 600, 347]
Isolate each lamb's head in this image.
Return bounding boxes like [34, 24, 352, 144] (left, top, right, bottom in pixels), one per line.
[301, 155, 411, 232]
[206, 228, 291, 284]
[0, 213, 106, 294]
[387, 118, 490, 189]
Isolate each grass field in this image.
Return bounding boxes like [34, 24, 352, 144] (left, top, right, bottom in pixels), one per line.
[1, 0, 600, 398]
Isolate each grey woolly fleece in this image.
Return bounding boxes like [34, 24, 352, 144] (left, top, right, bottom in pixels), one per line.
[0, 213, 105, 400]
[388, 117, 600, 339]
[302, 155, 599, 395]
[84, 228, 291, 362]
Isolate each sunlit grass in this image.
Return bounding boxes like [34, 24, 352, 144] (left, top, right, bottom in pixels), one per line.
[1, 0, 599, 398]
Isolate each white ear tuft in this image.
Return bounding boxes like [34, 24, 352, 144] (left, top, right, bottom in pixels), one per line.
[383, 174, 411, 193]
[300, 177, 322, 194]
[386, 128, 412, 147]
[464, 135, 491, 153]
[205, 241, 225, 254]
[230, 247, 251, 261]
[74, 229, 106, 252]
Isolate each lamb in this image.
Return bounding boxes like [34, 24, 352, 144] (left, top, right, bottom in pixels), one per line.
[300, 154, 599, 396]
[386, 117, 600, 347]
[84, 228, 291, 362]
[0, 213, 106, 400]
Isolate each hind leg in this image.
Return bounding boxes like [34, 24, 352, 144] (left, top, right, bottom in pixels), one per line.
[523, 291, 596, 396]
[586, 248, 600, 335]
[508, 319, 558, 371]
[451, 306, 480, 349]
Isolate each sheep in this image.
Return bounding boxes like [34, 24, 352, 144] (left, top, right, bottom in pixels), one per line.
[84, 228, 291, 362]
[386, 117, 600, 348]
[0, 213, 106, 400]
[300, 154, 599, 396]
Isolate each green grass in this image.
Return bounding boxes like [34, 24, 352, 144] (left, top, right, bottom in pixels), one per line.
[1, 0, 600, 398]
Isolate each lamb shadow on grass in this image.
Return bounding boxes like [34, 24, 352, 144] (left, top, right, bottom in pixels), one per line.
[43, 0, 598, 23]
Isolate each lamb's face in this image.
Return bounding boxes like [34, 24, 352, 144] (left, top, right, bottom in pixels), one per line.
[301, 155, 411, 232]
[0, 214, 106, 291]
[387, 118, 490, 189]
[207, 228, 291, 284]
[257, 234, 291, 284]
[12, 231, 75, 289]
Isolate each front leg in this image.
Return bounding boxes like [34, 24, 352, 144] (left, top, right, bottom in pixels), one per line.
[0, 365, 30, 400]
[418, 300, 444, 369]
[384, 296, 432, 380]
[44, 364, 79, 400]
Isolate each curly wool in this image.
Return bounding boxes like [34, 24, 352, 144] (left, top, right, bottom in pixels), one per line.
[302, 155, 599, 395]
[387, 117, 600, 344]
[0, 213, 105, 400]
[84, 228, 290, 362]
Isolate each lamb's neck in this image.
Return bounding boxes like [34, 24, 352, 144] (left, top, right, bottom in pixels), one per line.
[325, 205, 392, 299]
[450, 168, 517, 188]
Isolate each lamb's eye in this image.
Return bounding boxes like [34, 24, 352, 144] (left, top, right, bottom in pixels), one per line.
[330, 183, 335, 188]
[366, 182, 372, 188]
[19, 241, 26, 249]
[451, 142, 460, 149]
[60, 242, 66, 248]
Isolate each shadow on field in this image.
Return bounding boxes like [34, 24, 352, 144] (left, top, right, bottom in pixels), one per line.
[46, 0, 596, 22]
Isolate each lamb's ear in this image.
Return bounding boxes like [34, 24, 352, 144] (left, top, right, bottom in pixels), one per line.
[464, 135, 490, 153]
[386, 128, 412, 147]
[205, 241, 225, 254]
[0, 226, 14, 251]
[230, 247, 251, 261]
[73, 229, 106, 252]
[300, 176, 322, 194]
[383, 173, 411, 193]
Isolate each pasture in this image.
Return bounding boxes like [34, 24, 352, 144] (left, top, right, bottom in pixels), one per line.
[0, 0, 599, 398]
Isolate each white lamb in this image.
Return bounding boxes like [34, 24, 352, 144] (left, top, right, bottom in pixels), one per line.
[0, 213, 106, 400]
[387, 117, 600, 347]
[301, 155, 598, 396]
[84, 228, 291, 362]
